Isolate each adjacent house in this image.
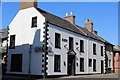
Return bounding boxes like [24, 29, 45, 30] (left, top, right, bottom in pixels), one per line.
[113, 45, 120, 73]
[6, 0, 114, 76]
[0, 28, 8, 74]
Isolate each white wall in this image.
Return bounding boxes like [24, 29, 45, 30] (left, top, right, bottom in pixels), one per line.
[7, 7, 105, 76]
[7, 7, 45, 75]
[47, 23, 105, 75]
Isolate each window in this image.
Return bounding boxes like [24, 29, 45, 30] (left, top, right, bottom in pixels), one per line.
[54, 55, 61, 72]
[101, 46, 103, 56]
[10, 54, 22, 72]
[69, 37, 74, 50]
[80, 40, 84, 52]
[55, 33, 61, 48]
[9, 35, 15, 49]
[109, 60, 111, 67]
[80, 58, 84, 72]
[31, 16, 37, 28]
[93, 43, 96, 55]
[89, 59, 92, 67]
[93, 59, 96, 71]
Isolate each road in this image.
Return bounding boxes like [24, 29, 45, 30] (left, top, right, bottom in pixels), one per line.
[2, 73, 120, 80]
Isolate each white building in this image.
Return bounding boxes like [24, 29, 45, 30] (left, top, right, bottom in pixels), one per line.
[6, 1, 106, 76]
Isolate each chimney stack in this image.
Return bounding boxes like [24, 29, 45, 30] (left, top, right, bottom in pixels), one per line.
[20, 0, 38, 10]
[84, 19, 93, 32]
[64, 12, 75, 24]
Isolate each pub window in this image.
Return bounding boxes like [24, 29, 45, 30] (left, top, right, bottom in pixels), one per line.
[93, 43, 96, 55]
[69, 37, 74, 50]
[9, 35, 15, 49]
[80, 58, 84, 72]
[93, 59, 96, 71]
[55, 33, 61, 48]
[31, 16, 37, 28]
[10, 54, 22, 72]
[101, 46, 103, 56]
[80, 40, 84, 52]
[54, 55, 61, 72]
[89, 59, 92, 67]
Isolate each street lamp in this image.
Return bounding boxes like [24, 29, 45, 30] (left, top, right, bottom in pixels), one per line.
[28, 45, 32, 78]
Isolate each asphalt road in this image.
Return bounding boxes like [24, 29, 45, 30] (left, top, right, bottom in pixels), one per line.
[2, 73, 120, 80]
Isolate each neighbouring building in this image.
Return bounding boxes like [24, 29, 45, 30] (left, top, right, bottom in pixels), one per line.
[6, 0, 114, 76]
[113, 45, 120, 73]
[105, 43, 114, 73]
[0, 28, 8, 74]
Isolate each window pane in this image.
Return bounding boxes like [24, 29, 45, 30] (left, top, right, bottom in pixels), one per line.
[93, 59, 96, 71]
[89, 59, 92, 67]
[80, 58, 84, 72]
[54, 55, 61, 72]
[93, 43, 96, 55]
[80, 40, 84, 52]
[10, 35, 15, 49]
[55, 33, 61, 48]
[69, 37, 74, 50]
[101, 46, 103, 56]
[31, 16, 37, 28]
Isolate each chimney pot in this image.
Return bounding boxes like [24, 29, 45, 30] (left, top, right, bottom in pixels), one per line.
[66, 13, 68, 16]
[64, 12, 75, 24]
[70, 12, 73, 15]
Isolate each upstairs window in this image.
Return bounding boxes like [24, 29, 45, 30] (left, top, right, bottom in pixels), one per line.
[93, 43, 96, 55]
[31, 16, 37, 28]
[80, 58, 84, 72]
[9, 35, 15, 49]
[93, 59, 96, 71]
[54, 55, 61, 72]
[80, 40, 84, 52]
[55, 33, 61, 48]
[101, 46, 103, 56]
[69, 37, 74, 50]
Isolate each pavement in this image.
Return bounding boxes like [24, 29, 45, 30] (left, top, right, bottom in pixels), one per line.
[1, 73, 120, 80]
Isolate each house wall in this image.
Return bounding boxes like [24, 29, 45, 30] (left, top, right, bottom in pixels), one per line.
[105, 44, 114, 73]
[47, 23, 105, 75]
[7, 7, 45, 75]
[7, 7, 105, 76]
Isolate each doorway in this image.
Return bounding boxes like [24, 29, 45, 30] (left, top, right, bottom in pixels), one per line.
[67, 55, 75, 75]
[10, 54, 22, 72]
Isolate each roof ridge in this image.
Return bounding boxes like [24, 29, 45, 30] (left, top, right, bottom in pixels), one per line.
[37, 8, 71, 23]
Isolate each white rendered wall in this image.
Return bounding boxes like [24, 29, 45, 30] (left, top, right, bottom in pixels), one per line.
[7, 7, 45, 75]
[47, 23, 105, 75]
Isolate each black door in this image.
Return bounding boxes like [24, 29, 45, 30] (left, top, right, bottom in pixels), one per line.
[67, 55, 75, 75]
[101, 60, 104, 74]
[10, 54, 22, 72]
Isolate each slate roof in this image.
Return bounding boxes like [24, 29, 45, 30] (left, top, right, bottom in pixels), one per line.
[37, 8, 111, 43]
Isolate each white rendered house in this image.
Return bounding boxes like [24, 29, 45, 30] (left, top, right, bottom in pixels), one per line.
[6, 1, 106, 76]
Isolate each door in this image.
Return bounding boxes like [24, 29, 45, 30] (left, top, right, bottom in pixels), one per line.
[67, 55, 75, 75]
[10, 54, 22, 72]
[101, 60, 104, 74]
